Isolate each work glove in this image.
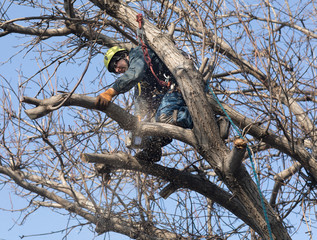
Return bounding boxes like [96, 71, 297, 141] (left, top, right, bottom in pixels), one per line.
[95, 88, 118, 109]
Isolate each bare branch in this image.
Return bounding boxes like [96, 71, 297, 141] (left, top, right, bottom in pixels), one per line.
[1, 22, 72, 36]
[270, 162, 301, 207]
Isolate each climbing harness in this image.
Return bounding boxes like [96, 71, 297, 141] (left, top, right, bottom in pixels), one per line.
[207, 80, 274, 240]
[136, 14, 171, 88]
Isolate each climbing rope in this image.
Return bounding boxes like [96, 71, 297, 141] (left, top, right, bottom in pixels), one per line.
[207, 80, 274, 240]
[136, 14, 170, 88]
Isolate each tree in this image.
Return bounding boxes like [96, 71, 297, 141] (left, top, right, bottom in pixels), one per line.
[1, 0, 317, 239]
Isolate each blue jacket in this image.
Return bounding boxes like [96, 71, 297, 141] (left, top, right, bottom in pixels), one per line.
[112, 46, 193, 129]
[112, 46, 173, 97]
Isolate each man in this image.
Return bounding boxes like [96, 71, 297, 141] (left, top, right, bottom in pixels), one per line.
[95, 45, 193, 162]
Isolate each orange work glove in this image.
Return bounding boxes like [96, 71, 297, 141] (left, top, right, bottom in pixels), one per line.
[95, 88, 118, 109]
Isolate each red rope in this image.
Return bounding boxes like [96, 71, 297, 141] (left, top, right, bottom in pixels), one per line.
[136, 14, 170, 88]
[136, 13, 143, 29]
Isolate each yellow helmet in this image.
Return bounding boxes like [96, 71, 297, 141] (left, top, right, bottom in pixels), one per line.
[104, 46, 127, 72]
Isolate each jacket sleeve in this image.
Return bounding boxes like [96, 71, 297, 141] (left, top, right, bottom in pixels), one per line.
[112, 47, 148, 94]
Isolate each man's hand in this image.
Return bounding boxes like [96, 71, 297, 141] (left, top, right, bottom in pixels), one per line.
[95, 88, 118, 109]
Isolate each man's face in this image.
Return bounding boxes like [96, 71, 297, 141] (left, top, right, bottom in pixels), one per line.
[114, 58, 129, 74]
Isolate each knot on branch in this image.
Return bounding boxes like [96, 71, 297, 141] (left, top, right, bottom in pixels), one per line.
[222, 138, 248, 175]
[95, 217, 112, 234]
[233, 138, 247, 149]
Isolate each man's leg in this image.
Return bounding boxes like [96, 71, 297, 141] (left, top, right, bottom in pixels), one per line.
[155, 91, 193, 129]
[135, 91, 192, 162]
[134, 136, 172, 162]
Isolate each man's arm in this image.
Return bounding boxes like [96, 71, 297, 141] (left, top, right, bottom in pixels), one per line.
[95, 88, 118, 109]
[112, 46, 147, 94]
[95, 46, 148, 109]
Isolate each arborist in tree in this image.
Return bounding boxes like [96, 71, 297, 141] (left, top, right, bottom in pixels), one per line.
[95, 45, 193, 162]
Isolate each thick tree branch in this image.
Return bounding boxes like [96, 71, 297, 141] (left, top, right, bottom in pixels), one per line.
[1, 22, 72, 36]
[22, 93, 197, 146]
[81, 151, 262, 234]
